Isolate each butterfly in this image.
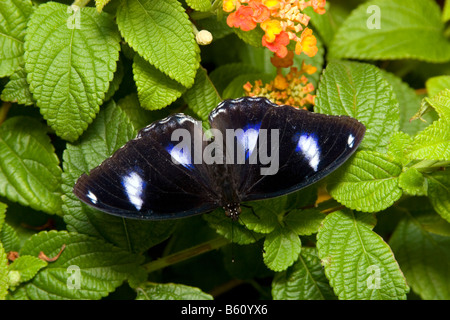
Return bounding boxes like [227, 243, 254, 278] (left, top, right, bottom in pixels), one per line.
[73, 97, 365, 221]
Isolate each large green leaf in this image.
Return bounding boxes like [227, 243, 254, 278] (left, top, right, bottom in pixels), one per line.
[1, 66, 34, 106]
[0, 117, 62, 215]
[329, 0, 450, 62]
[272, 247, 336, 300]
[0, 243, 8, 299]
[19, 231, 146, 300]
[390, 215, 450, 299]
[327, 151, 403, 212]
[425, 170, 450, 223]
[24, 2, 121, 142]
[117, 0, 200, 87]
[0, 0, 33, 77]
[263, 226, 301, 272]
[135, 282, 213, 300]
[183, 67, 222, 121]
[317, 210, 409, 300]
[133, 54, 186, 110]
[315, 61, 399, 152]
[406, 119, 450, 160]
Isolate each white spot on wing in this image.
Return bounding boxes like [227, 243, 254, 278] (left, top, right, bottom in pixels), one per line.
[122, 172, 145, 210]
[87, 190, 97, 204]
[297, 133, 321, 171]
[348, 133, 355, 148]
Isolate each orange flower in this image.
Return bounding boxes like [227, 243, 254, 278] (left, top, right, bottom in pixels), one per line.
[270, 50, 294, 68]
[311, 0, 326, 14]
[249, 0, 271, 23]
[295, 27, 318, 57]
[227, 6, 257, 31]
[273, 74, 289, 90]
[262, 30, 290, 58]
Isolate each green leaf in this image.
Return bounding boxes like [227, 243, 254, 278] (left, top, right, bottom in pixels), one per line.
[444, 0, 450, 22]
[117, 93, 169, 131]
[209, 63, 260, 95]
[327, 151, 403, 213]
[381, 70, 427, 136]
[423, 89, 450, 120]
[315, 61, 399, 152]
[263, 226, 301, 272]
[233, 27, 264, 48]
[425, 170, 450, 223]
[117, 0, 200, 87]
[0, 0, 33, 77]
[133, 54, 186, 110]
[406, 119, 450, 160]
[329, 0, 450, 62]
[272, 247, 336, 300]
[317, 210, 409, 300]
[0, 223, 20, 253]
[0, 243, 8, 299]
[283, 208, 325, 236]
[186, 0, 211, 12]
[0, 117, 62, 215]
[1, 66, 34, 106]
[8, 255, 47, 284]
[303, 3, 346, 47]
[19, 230, 146, 300]
[398, 167, 426, 196]
[387, 131, 413, 165]
[203, 209, 264, 245]
[389, 216, 450, 299]
[62, 101, 175, 253]
[183, 67, 222, 121]
[426, 77, 450, 98]
[24, 2, 121, 142]
[136, 282, 213, 300]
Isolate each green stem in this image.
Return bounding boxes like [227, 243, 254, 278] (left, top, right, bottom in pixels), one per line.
[72, 0, 90, 8]
[143, 236, 229, 273]
[411, 159, 450, 172]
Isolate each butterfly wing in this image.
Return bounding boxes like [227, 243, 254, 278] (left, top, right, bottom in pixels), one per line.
[209, 97, 366, 202]
[73, 114, 220, 220]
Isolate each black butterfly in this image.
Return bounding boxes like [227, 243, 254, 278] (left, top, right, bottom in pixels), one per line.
[73, 97, 365, 221]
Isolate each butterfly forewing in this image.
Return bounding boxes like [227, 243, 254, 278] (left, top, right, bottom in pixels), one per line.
[73, 114, 220, 220]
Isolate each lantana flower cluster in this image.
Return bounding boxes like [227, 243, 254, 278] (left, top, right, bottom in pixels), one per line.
[243, 51, 317, 108]
[224, 0, 325, 58]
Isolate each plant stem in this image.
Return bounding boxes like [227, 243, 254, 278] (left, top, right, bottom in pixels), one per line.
[143, 236, 229, 273]
[0, 102, 11, 126]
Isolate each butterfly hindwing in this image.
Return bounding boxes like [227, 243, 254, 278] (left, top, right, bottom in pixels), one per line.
[73, 114, 219, 220]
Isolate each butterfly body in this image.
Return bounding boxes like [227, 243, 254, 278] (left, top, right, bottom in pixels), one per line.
[74, 97, 365, 220]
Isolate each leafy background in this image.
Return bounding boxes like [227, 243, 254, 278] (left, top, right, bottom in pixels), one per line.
[0, 0, 449, 300]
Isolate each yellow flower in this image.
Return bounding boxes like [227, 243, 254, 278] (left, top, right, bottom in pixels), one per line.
[261, 19, 283, 43]
[223, 0, 236, 12]
[295, 27, 318, 57]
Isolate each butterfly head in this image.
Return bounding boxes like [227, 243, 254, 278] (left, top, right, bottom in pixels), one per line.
[223, 203, 241, 221]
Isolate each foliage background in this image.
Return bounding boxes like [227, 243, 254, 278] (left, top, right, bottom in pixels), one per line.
[0, 0, 449, 300]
